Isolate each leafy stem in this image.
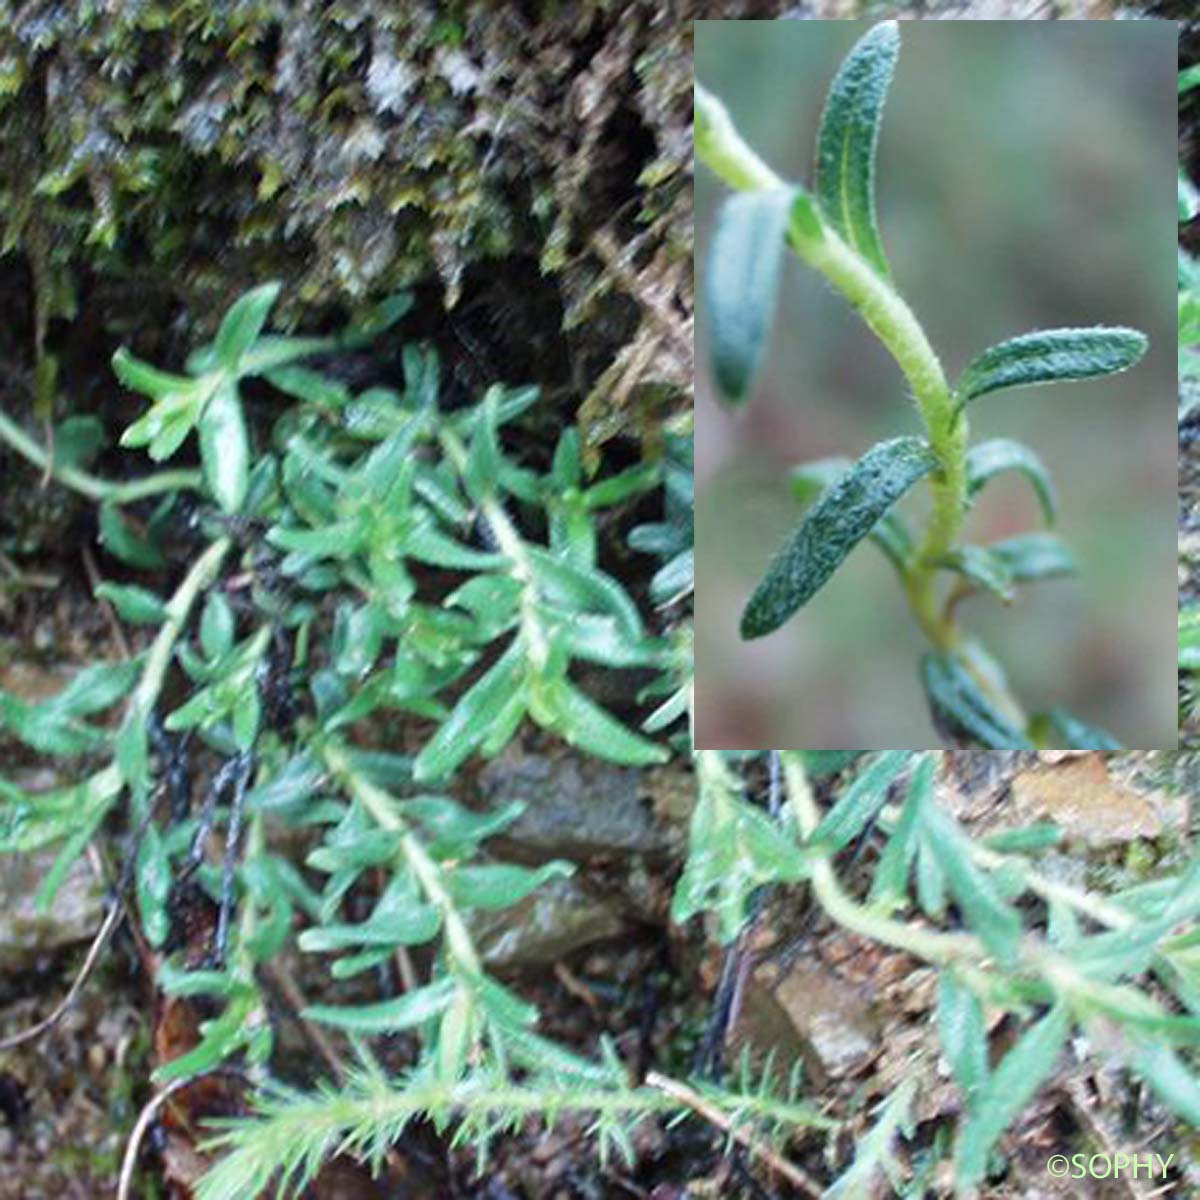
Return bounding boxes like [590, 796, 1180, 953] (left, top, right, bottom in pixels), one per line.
[0, 405, 203, 504]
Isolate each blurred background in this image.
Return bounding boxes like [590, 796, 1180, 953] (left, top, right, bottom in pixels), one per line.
[695, 19, 1176, 750]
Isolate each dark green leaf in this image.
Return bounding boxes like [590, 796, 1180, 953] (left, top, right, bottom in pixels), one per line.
[1028, 707, 1121, 751]
[705, 188, 794, 406]
[955, 1004, 1071, 1188]
[921, 650, 1032, 749]
[955, 327, 1148, 412]
[988, 533, 1075, 583]
[214, 282, 281, 371]
[814, 20, 899, 278]
[304, 978, 458, 1033]
[98, 503, 167, 570]
[527, 549, 644, 639]
[868, 754, 933, 909]
[742, 437, 936, 638]
[791, 457, 913, 570]
[965, 438, 1056, 525]
[52, 416, 104, 469]
[199, 381, 250, 513]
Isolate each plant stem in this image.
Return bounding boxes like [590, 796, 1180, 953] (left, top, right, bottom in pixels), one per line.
[0, 405, 203, 504]
[695, 87, 1026, 721]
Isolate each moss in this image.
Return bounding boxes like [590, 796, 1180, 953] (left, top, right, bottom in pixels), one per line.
[0, 0, 713, 449]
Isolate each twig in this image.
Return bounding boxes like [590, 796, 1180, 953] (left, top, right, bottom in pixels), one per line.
[261, 959, 348, 1084]
[0, 899, 124, 1051]
[116, 1073, 218, 1200]
[645, 1071, 823, 1198]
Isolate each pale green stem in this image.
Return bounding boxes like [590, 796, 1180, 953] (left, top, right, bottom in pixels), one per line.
[696, 85, 1031, 723]
[437, 425, 550, 671]
[0, 405, 203, 504]
[322, 740, 484, 977]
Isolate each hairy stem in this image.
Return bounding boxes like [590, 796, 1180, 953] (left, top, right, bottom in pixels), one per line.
[695, 87, 1025, 720]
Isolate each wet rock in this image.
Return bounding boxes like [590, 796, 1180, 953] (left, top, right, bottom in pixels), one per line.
[478, 750, 667, 857]
[468, 877, 626, 970]
[0, 850, 102, 974]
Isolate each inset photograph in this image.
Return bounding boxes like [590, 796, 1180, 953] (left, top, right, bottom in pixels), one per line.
[695, 19, 1176, 750]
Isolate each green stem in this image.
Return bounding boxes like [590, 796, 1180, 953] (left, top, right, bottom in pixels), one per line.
[0, 405, 203, 504]
[695, 86, 1025, 719]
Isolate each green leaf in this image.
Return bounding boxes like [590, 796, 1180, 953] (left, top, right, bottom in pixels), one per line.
[200, 592, 236, 660]
[705, 187, 794, 406]
[965, 438, 1056, 525]
[539, 678, 668, 767]
[447, 861, 574, 910]
[808, 751, 910, 854]
[814, 20, 899, 278]
[741, 437, 936, 639]
[937, 972, 989, 1101]
[199, 381, 250, 513]
[98, 503, 167, 570]
[413, 640, 525, 781]
[52, 416, 105, 469]
[304, 978, 459, 1033]
[920, 802, 1022, 965]
[955, 327, 1148, 412]
[1181, 65, 1200, 95]
[921, 651, 1033, 749]
[955, 1003, 1072, 1188]
[868, 754, 933, 909]
[527, 548, 644, 639]
[988, 533, 1075, 583]
[112, 346, 206, 403]
[790, 457, 913, 570]
[137, 822, 171, 948]
[1125, 1039, 1200, 1126]
[94, 582, 167, 625]
[1027, 707, 1121, 750]
[214, 282, 281, 371]
[932, 546, 1015, 604]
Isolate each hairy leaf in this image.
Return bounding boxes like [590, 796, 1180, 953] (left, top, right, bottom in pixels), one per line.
[965, 438, 1056, 525]
[705, 188, 795, 406]
[921, 651, 1033, 749]
[955, 1004, 1071, 1187]
[932, 547, 1015, 604]
[742, 437, 936, 639]
[808, 751, 910, 854]
[955, 326, 1148, 412]
[937, 972, 989, 1100]
[305, 978, 459, 1033]
[814, 20, 899, 277]
[988, 533, 1075, 583]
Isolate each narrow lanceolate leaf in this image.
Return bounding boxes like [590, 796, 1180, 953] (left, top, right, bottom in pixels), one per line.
[808, 751, 911, 854]
[955, 1003, 1072, 1189]
[706, 188, 795, 406]
[214, 282, 282, 372]
[988, 533, 1075, 583]
[305, 978, 458, 1033]
[954, 326, 1148, 413]
[1028, 707, 1121, 751]
[814, 20, 899, 278]
[937, 972, 989, 1101]
[742, 437, 936, 639]
[921, 651, 1033, 750]
[199, 381, 250, 513]
[791, 457, 913, 569]
[965, 438, 1056, 525]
